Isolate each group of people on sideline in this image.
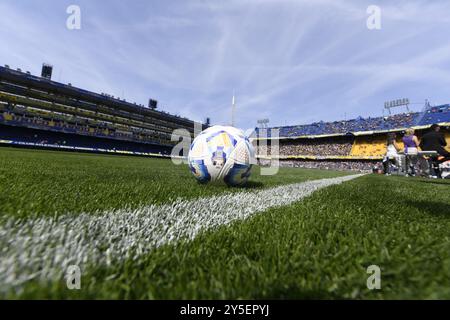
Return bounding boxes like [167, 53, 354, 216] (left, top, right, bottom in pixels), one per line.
[383, 124, 450, 178]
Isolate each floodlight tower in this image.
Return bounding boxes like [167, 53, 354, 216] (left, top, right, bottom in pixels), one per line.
[384, 98, 410, 115]
[256, 119, 270, 128]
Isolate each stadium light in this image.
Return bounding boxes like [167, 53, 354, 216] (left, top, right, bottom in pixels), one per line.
[257, 119, 270, 128]
[41, 63, 53, 80]
[384, 98, 410, 114]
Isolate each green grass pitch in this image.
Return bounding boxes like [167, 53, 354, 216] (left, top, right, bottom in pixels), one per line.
[1, 147, 449, 299]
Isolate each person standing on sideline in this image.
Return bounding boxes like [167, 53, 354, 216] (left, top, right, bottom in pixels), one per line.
[420, 124, 450, 178]
[383, 132, 401, 175]
[402, 128, 420, 176]
[420, 124, 449, 158]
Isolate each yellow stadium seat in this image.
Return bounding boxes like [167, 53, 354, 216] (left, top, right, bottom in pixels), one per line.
[350, 136, 387, 157]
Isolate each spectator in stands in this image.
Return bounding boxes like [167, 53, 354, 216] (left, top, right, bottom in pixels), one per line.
[383, 133, 401, 175]
[420, 124, 450, 178]
[402, 128, 420, 176]
[274, 159, 374, 172]
[256, 138, 353, 157]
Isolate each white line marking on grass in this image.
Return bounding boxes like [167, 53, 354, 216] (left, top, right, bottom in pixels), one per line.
[0, 174, 363, 291]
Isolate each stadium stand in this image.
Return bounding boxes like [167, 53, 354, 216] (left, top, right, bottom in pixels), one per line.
[419, 105, 450, 126]
[2, 65, 449, 169]
[255, 104, 450, 171]
[0, 124, 171, 155]
[256, 136, 354, 157]
[257, 104, 449, 138]
[350, 135, 387, 158]
[0, 65, 204, 155]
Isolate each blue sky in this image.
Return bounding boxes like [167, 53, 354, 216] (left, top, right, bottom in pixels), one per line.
[1, 0, 450, 129]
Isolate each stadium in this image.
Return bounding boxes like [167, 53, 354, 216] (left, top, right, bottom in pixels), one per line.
[254, 103, 450, 172]
[0, 65, 204, 156]
[1, 0, 450, 306]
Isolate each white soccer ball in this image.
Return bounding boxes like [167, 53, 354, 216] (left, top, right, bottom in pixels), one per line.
[188, 125, 255, 186]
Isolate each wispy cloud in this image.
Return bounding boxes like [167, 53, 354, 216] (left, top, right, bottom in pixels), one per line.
[0, 0, 449, 128]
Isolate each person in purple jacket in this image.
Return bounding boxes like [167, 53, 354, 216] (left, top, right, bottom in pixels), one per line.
[402, 128, 420, 176]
